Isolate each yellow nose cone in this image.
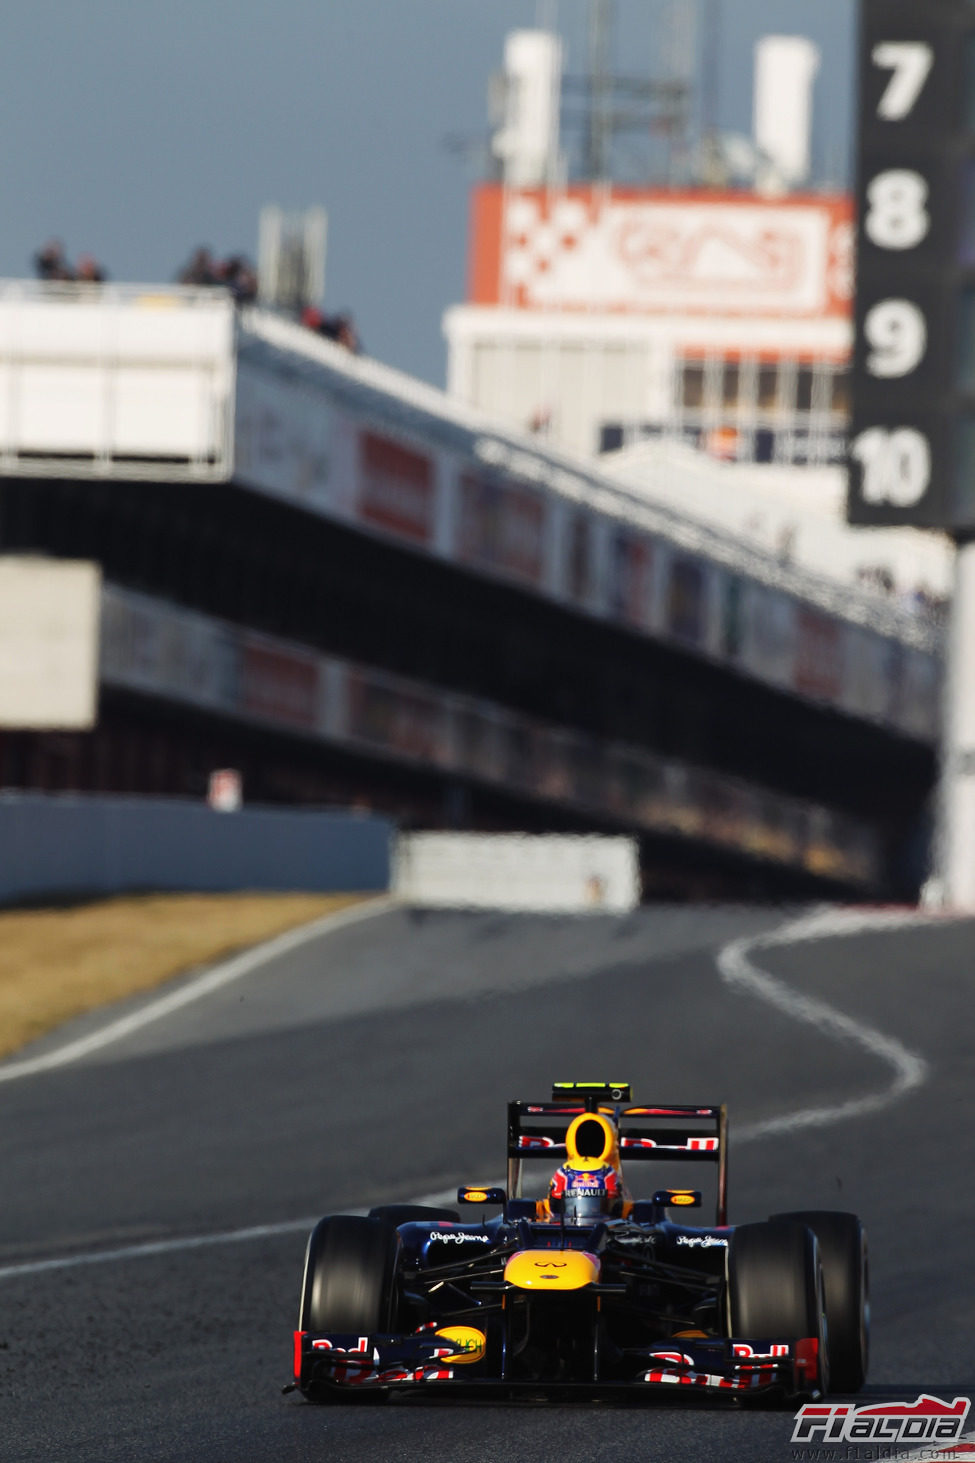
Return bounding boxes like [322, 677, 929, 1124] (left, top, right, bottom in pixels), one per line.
[504, 1249, 600, 1290]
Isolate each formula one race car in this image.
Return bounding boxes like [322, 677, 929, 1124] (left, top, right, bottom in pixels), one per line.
[290, 1082, 868, 1403]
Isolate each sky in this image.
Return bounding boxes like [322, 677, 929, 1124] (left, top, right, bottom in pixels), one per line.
[0, 1, 855, 387]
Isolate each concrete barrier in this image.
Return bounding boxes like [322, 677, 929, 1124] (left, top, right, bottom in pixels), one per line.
[0, 794, 392, 903]
[393, 832, 640, 913]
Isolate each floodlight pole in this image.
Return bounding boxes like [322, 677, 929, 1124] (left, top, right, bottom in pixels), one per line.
[933, 536, 975, 909]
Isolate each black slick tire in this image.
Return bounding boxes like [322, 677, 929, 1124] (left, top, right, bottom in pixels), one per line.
[770, 1210, 868, 1392]
[728, 1219, 829, 1397]
[297, 1214, 400, 1403]
[300, 1215, 398, 1334]
[298, 1215, 399, 1402]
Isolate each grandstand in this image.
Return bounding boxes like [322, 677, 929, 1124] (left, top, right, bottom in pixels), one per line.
[0, 280, 940, 898]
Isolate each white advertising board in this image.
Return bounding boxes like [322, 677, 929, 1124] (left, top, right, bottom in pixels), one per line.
[499, 193, 849, 317]
[234, 358, 335, 511]
[841, 626, 899, 723]
[100, 586, 238, 714]
[739, 583, 796, 690]
[393, 832, 641, 912]
[0, 558, 100, 728]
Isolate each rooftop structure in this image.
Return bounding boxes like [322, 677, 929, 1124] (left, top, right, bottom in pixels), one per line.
[445, 23, 850, 469]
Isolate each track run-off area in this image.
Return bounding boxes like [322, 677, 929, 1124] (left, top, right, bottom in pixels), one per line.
[1, 900, 972, 1463]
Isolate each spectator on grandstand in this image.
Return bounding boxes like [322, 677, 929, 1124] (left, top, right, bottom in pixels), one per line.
[327, 312, 360, 352]
[300, 305, 361, 353]
[217, 255, 258, 305]
[857, 564, 896, 596]
[176, 247, 257, 303]
[903, 582, 948, 622]
[177, 246, 219, 287]
[76, 253, 107, 283]
[33, 239, 74, 281]
[856, 567, 947, 623]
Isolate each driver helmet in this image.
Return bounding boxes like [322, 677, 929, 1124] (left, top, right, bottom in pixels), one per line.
[548, 1161, 622, 1223]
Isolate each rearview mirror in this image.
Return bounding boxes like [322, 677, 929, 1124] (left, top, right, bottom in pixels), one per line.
[457, 1185, 507, 1207]
[652, 1188, 702, 1209]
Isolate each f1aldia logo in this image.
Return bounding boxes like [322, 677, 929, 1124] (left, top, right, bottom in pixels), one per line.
[792, 1394, 971, 1445]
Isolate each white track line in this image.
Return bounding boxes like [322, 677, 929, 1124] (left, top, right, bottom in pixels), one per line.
[0, 895, 396, 1084]
[0, 905, 943, 1283]
[0, 1188, 461, 1284]
[717, 906, 934, 1142]
[0, 1218, 323, 1281]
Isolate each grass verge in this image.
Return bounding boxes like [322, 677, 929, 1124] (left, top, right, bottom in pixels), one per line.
[0, 891, 371, 1061]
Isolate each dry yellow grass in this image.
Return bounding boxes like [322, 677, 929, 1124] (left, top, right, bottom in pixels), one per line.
[0, 891, 371, 1060]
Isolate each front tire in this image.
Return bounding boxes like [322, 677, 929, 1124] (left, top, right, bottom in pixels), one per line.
[297, 1215, 399, 1402]
[299, 1215, 399, 1334]
[771, 1210, 868, 1392]
[728, 1219, 829, 1396]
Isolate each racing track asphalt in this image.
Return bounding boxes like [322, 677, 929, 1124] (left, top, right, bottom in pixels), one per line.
[0, 901, 972, 1463]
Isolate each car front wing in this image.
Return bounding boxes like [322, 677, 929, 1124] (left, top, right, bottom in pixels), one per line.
[293, 1326, 823, 1400]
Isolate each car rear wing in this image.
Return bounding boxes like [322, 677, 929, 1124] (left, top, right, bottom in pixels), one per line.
[507, 1100, 728, 1225]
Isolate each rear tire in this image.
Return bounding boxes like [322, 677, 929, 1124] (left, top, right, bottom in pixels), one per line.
[728, 1220, 829, 1396]
[770, 1210, 868, 1392]
[367, 1203, 460, 1225]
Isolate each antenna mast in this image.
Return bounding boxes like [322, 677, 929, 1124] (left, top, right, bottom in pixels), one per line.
[584, 0, 615, 180]
[573, 0, 697, 184]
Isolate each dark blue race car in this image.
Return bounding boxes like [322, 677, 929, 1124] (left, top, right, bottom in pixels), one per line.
[290, 1082, 868, 1403]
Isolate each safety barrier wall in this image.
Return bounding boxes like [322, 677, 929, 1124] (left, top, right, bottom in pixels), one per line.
[393, 833, 641, 912]
[0, 793, 392, 904]
[99, 583, 882, 889]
